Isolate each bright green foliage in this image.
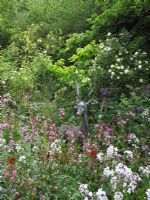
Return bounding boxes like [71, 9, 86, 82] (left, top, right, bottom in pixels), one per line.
[70, 41, 98, 68]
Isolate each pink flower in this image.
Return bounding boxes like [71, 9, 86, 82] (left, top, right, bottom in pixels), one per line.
[59, 108, 65, 119]
[4, 173, 9, 178]
[12, 170, 17, 177]
[24, 135, 32, 142]
[34, 114, 41, 122]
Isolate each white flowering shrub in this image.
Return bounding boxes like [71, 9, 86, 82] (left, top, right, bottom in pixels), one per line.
[91, 31, 149, 93]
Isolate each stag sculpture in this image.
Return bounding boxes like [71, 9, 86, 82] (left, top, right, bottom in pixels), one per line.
[75, 78, 89, 134]
[76, 100, 89, 134]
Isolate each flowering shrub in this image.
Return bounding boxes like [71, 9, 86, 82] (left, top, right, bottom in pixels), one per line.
[91, 31, 149, 93]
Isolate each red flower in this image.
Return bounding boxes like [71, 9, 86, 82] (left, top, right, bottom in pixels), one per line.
[90, 151, 97, 157]
[7, 157, 15, 164]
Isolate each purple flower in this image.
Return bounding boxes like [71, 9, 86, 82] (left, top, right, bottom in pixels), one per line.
[21, 126, 28, 133]
[11, 189, 17, 193]
[34, 114, 41, 122]
[141, 144, 149, 152]
[0, 123, 8, 133]
[100, 87, 112, 96]
[130, 107, 145, 112]
[100, 87, 118, 96]
[130, 108, 136, 112]
[24, 135, 32, 142]
[39, 195, 46, 200]
[137, 107, 144, 112]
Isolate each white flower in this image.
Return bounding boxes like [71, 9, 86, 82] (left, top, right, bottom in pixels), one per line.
[1, 81, 6, 84]
[117, 76, 120, 79]
[32, 146, 38, 152]
[124, 150, 133, 159]
[139, 165, 150, 177]
[138, 65, 142, 69]
[132, 144, 139, 149]
[114, 163, 141, 193]
[142, 51, 147, 55]
[97, 152, 104, 162]
[127, 133, 139, 143]
[96, 188, 108, 200]
[107, 32, 111, 37]
[103, 167, 114, 177]
[116, 66, 120, 70]
[98, 115, 103, 119]
[15, 144, 21, 152]
[19, 156, 26, 163]
[116, 58, 121, 62]
[124, 69, 129, 74]
[127, 188, 132, 193]
[99, 43, 105, 49]
[120, 65, 124, 69]
[0, 138, 5, 147]
[139, 79, 143, 83]
[141, 109, 149, 117]
[146, 188, 150, 200]
[138, 61, 142, 64]
[114, 192, 123, 200]
[79, 184, 88, 193]
[135, 52, 138, 56]
[110, 176, 118, 191]
[115, 163, 132, 177]
[50, 139, 62, 154]
[111, 65, 114, 68]
[107, 145, 118, 158]
[0, 186, 5, 191]
[105, 47, 112, 51]
[79, 184, 93, 198]
[88, 192, 93, 197]
[111, 72, 115, 76]
[108, 69, 112, 73]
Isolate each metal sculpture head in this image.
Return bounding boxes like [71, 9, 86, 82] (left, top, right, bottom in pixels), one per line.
[76, 101, 87, 116]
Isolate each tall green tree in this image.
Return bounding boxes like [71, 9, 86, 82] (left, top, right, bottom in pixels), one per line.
[15, 0, 96, 33]
[0, 0, 18, 47]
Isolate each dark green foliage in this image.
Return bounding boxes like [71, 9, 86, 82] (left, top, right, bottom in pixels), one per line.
[90, 0, 150, 47]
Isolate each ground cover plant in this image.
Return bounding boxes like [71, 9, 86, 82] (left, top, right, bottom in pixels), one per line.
[0, 0, 150, 199]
